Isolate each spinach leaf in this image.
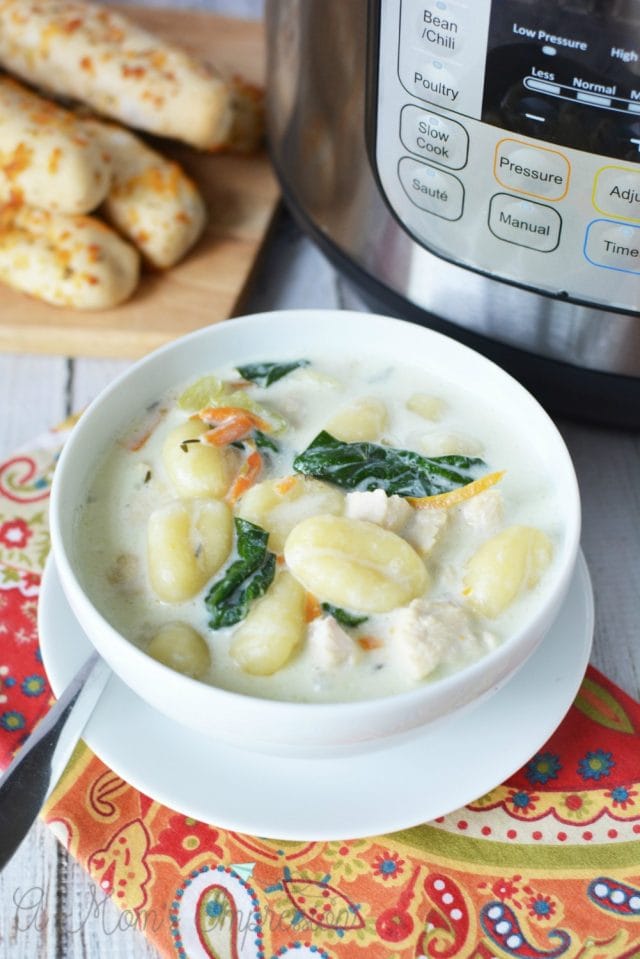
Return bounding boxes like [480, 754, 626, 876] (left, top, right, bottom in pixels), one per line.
[205, 518, 276, 629]
[253, 429, 279, 453]
[236, 359, 310, 387]
[321, 603, 368, 628]
[293, 431, 485, 498]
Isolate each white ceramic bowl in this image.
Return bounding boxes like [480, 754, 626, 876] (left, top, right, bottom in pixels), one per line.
[49, 310, 581, 754]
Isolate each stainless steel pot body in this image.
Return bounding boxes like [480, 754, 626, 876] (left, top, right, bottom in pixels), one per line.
[266, 0, 640, 385]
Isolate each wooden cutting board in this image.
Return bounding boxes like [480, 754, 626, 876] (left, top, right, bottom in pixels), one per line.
[0, 8, 279, 359]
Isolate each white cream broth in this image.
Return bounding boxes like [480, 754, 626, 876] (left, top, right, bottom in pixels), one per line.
[75, 355, 564, 703]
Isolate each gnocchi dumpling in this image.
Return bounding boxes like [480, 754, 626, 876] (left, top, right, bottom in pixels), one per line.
[147, 621, 211, 679]
[284, 514, 429, 613]
[236, 475, 344, 552]
[406, 393, 445, 421]
[419, 432, 483, 456]
[230, 571, 306, 675]
[325, 397, 388, 442]
[147, 498, 232, 603]
[463, 525, 553, 618]
[162, 419, 233, 499]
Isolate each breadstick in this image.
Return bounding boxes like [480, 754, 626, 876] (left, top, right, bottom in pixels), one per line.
[84, 119, 206, 268]
[0, 204, 139, 309]
[0, 76, 112, 214]
[0, 0, 264, 152]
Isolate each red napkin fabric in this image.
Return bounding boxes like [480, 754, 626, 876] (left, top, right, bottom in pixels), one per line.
[1, 429, 640, 958]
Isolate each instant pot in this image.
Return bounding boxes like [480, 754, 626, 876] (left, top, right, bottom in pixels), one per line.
[265, 0, 640, 426]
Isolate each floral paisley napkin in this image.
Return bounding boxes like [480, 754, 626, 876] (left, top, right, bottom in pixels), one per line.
[1, 428, 640, 959]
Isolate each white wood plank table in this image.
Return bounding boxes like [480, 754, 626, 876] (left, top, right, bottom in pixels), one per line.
[0, 214, 341, 959]
[2, 208, 639, 959]
[1, 3, 639, 956]
[0, 3, 269, 956]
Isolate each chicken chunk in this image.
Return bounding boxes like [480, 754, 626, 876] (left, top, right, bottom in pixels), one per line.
[403, 509, 447, 556]
[344, 489, 412, 532]
[308, 616, 358, 670]
[392, 599, 492, 680]
[459, 488, 504, 534]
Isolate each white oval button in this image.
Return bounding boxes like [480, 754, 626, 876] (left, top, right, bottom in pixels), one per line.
[401, 58, 462, 109]
[399, 157, 464, 220]
[400, 105, 469, 169]
[488, 194, 562, 252]
[593, 166, 640, 222]
[412, 1, 466, 59]
[494, 139, 570, 200]
[584, 220, 640, 274]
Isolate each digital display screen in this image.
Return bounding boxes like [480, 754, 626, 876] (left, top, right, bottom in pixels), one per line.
[482, 0, 640, 160]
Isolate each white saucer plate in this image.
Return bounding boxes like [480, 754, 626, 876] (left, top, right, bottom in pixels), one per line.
[39, 553, 594, 840]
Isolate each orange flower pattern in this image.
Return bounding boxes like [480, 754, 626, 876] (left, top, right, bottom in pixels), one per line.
[0, 433, 638, 958]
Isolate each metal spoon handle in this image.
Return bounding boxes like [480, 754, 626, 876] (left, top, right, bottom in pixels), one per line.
[0, 650, 111, 870]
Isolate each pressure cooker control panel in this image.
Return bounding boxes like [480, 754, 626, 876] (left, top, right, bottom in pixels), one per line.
[372, 0, 640, 312]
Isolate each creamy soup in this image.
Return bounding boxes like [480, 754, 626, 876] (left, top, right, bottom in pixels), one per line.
[75, 355, 563, 703]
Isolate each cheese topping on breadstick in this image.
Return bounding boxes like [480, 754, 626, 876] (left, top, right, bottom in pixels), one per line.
[0, 76, 112, 214]
[0, 0, 257, 150]
[0, 203, 139, 309]
[84, 119, 206, 268]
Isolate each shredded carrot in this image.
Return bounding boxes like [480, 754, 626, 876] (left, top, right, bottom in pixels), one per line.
[197, 406, 271, 446]
[358, 636, 384, 651]
[202, 414, 256, 447]
[121, 406, 167, 452]
[197, 406, 270, 429]
[304, 593, 322, 623]
[125, 427, 156, 453]
[408, 470, 505, 510]
[276, 554, 286, 566]
[227, 450, 263, 504]
[275, 475, 298, 496]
